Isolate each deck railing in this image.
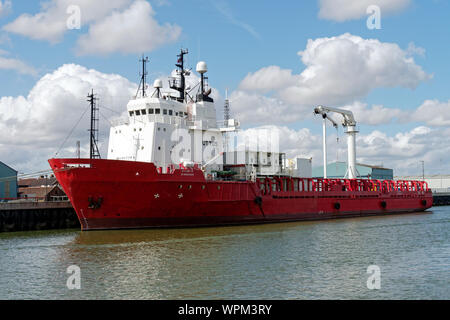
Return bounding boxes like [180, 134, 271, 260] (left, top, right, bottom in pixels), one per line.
[255, 177, 429, 195]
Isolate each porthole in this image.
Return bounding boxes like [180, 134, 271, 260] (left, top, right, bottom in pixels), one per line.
[179, 185, 183, 189]
[188, 185, 192, 190]
[217, 186, 221, 190]
[158, 146, 161, 150]
[202, 185, 206, 190]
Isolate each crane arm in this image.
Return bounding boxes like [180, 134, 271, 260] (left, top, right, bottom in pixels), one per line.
[324, 114, 338, 128]
[314, 105, 356, 127]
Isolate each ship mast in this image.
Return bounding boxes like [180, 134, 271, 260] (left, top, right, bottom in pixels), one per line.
[136, 55, 149, 98]
[170, 48, 189, 102]
[88, 89, 101, 159]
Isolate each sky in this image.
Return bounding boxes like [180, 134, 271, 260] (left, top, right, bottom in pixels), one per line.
[0, 0, 449, 176]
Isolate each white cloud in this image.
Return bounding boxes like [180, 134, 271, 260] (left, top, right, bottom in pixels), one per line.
[318, 0, 411, 22]
[0, 50, 37, 75]
[2, 0, 180, 54]
[0, 0, 12, 17]
[231, 34, 430, 126]
[76, 0, 181, 56]
[0, 64, 136, 172]
[239, 66, 295, 93]
[410, 99, 450, 127]
[341, 101, 405, 126]
[3, 0, 132, 43]
[406, 42, 426, 57]
[229, 90, 304, 126]
[292, 33, 430, 104]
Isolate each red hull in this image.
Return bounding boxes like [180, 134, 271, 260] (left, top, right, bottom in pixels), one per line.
[49, 158, 433, 231]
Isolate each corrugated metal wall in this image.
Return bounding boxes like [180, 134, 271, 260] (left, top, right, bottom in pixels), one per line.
[312, 161, 393, 179]
[0, 162, 18, 199]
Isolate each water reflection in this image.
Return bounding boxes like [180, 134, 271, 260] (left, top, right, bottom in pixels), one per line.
[0, 210, 448, 299]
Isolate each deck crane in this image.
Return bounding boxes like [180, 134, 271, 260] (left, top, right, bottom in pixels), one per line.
[314, 105, 358, 179]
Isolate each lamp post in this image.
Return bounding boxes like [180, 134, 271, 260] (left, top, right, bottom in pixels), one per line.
[45, 174, 48, 202]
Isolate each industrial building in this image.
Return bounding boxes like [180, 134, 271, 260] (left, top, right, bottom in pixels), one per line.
[0, 161, 18, 200]
[18, 176, 68, 201]
[313, 161, 394, 180]
[395, 174, 450, 193]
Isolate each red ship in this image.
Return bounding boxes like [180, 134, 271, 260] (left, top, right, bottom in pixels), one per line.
[49, 50, 433, 231]
[49, 158, 431, 231]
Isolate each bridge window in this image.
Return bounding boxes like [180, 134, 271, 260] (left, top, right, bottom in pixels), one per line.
[136, 110, 141, 116]
[163, 109, 168, 115]
[149, 108, 154, 114]
[141, 109, 147, 115]
[129, 111, 134, 116]
[169, 110, 173, 116]
[155, 108, 160, 114]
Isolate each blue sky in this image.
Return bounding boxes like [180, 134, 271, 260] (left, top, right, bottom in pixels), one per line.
[0, 0, 449, 175]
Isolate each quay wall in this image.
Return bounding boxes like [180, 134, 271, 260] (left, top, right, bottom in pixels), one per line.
[0, 201, 79, 233]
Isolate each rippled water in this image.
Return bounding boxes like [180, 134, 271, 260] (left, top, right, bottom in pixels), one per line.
[0, 207, 449, 300]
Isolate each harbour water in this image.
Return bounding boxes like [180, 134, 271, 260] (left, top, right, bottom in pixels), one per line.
[0, 207, 449, 300]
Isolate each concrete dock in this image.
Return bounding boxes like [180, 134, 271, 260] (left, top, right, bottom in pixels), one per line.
[432, 192, 450, 206]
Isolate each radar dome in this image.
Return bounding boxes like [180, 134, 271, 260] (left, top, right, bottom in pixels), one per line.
[153, 79, 163, 88]
[196, 61, 208, 74]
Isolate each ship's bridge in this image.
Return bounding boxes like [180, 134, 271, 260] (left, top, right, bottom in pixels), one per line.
[127, 97, 188, 125]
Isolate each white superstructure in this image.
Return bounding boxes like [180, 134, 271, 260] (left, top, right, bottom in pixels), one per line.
[108, 53, 234, 173]
[106, 50, 292, 179]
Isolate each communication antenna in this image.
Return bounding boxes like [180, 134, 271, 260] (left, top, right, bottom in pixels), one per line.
[87, 89, 101, 159]
[136, 55, 149, 98]
[170, 48, 189, 102]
